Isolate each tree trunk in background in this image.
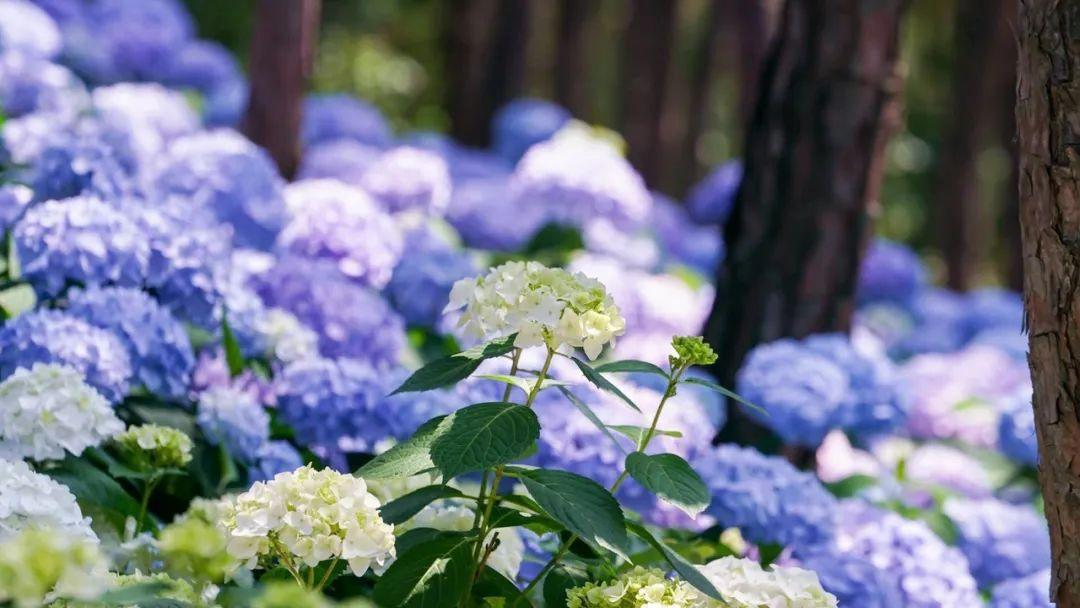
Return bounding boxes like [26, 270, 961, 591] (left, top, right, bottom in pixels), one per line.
[678, 0, 724, 191]
[705, 0, 908, 401]
[555, 0, 598, 119]
[730, 0, 776, 125]
[242, 0, 321, 179]
[620, 0, 677, 187]
[992, 0, 1021, 291]
[1018, 1, 1080, 604]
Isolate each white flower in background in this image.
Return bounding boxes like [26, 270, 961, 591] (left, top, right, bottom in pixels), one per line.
[0, 528, 110, 608]
[0, 458, 96, 542]
[567, 566, 705, 607]
[255, 308, 319, 363]
[445, 261, 625, 359]
[0, 363, 123, 461]
[699, 557, 838, 607]
[401, 503, 524, 581]
[223, 465, 395, 577]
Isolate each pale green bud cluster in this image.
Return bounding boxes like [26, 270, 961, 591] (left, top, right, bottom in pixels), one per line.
[567, 566, 706, 608]
[158, 516, 233, 585]
[670, 336, 718, 369]
[114, 424, 193, 472]
[0, 528, 109, 608]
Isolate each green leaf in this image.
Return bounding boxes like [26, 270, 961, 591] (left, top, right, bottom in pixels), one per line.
[0, 283, 35, 318]
[521, 222, 585, 264]
[757, 543, 783, 567]
[626, 521, 724, 602]
[44, 457, 141, 534]
[220, 312, 245, 378]
[543, 564, 590, 608]
[356, 416, 447, 479]
[97, 581, 172, 605]
[516, 468, 630, 559]
[373, 530, 474, 607]
[474, 566, 532, 607]
[6, 228, 20, 279]
[682, 376, 765, 414]
[824, 474, 878, 498]
[625, 452, 710, 517]
[557, 387, 628, 456]
[594, 360, 669, 377]
[607, 425, 682, 445]
[378, 485, 465, 525]
[392, 335, 518, 394]
[430, 402, 540, 479]
[569, 357, 640, 412]
[478, 374, 569, 397]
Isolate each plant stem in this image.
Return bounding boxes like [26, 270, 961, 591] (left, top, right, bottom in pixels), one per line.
[502, 348, 523, 402]
[135, 476, 160, 534]
[315, 555, 341, 591]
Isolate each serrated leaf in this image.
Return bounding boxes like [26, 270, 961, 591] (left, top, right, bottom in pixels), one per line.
[430, 402, 539, 479]
[570, 357, 640, 412]
[516, 469, 630, 559]
[373, 530, 474, 607]
[379, 485, 465, 525]
[357, 416, 447, 479]
[557, 387, 628, 455]
[220, 312, 245, 378]
[682, 376, 765, 414]
[0, 283, 35, 318]
[393, 335, 518, 394]
[626, 521, 724, 602]
[44, 457, 141, 534]
[625, 452, 710, 517]
[594, 360, 669, 377]
[607, 425, 682, 445]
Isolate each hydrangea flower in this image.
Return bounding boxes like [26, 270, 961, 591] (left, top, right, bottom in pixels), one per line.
[0, 528, 109, 608]
[0, 0, 62, 59]
[686, 160, 742, 226]
[446, 260, 626, 359]
[0, 363, 122, 461]
[13, 196, 148, 297]
[196, 386, 271, 464]
[700, 557, 838, 607]
[794, 500, 980, 608]
[253, 308, 320, 364]
[989, 569, 1053, 608]
[296, 138, 383, 186]
[91, 82, 199, 152]
[0, 183, 31, 232]
[692, 444, 837, 548]
[161, 39, 242, 97]
[0, 309, 133, 403]
[278, 179, 403, 289]
[359, 146, 452, 216]
[386, 245, 477, 327]
[248, 441, 304, 484]
[445, 175, 546, 251]
[999, 387, 1038, 466]
[491, 98, 570, 163]
[147, 129, 288, 250]
[113, 424, 193, 471]
[0, 458, 96, 541]
[66, 286, 194, 399]
[404, 131, 512, 182]
[964, 288, 1024, 336]
[943, 498, 1051, 587]
[301, 94, 392, 148]
[380, 383, 468, 444]
[566, 566, 703, 607]
[0, 53, 86, 119]
[649, 192, 724, 274]
[223, 465, 396, 577]
[857, 239, 926, 305]
[27, 129, 133, 202]
[875, 441, 994, 504]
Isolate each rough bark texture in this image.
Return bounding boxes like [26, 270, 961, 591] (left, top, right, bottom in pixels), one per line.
[704, 0, 908, 392]
[242, 0, 320, 179]
[555, 0, 598, 118]
[1018, 0, 1080, 604]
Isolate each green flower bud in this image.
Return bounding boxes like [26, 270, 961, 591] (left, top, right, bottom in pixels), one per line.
[114, 424, 193, 472]
[670, 336, 718, 369]
[0, 529, 108, 608]
[159, 517, 233, 585]
[253, 582, 332, 608]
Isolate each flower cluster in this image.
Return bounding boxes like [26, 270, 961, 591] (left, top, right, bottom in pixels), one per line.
[857, 238, 927, 304]
[359, 146, 451, 216]
[0, 458, 95, 541]
[990, 569, 1053, 608]
[253, 308, 321, 364]
[999, 388, 1038, 466]
[301, 94, 393, 148]
[0, 528, 109, 608]
[491, 98, 570, 163]
[113, 424, 193, 472]
[686, 160, 741, 226]
[196, 386, 271, 464]
[566, 566, 704, 607]
[943, 498, 1051, 587]
[386, 244, 477, 328]
[699, 557, 838, 607]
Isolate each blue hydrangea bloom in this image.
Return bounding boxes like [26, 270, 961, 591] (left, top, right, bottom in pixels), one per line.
[999, 390, 1038, 466]
[360, 146, 451, 216]
[0, 53, 85, 119]
[14, 196, 149, 298]
[202, 78, 247, 128]
[404, 131, 512, 182]
[302, 94, 392, 148]
[248, 440, 304, 483]
[296, 139, 383, 186]
[735, 339, 853, 446]
[990, 569, 1053, 608]
[795, 500, 981, 608]
[491, 98, 570, 163]
[29, 128, 133, 202]
[386, 245, 476, 327]
[649, 192, 724, 275]
[686, 160, 741, 226]
[446, 176, 546, 251]
[0, 183, 32, 232]
[0, 309, 132, 403]
[971, 327, 1028, 361]
[803, 334, 907, 437]
[944, 498, 1051, 587]
[381, 382, 467, 443]
[91, 83, 199, 152]
[148, 130, 288, 250]
[161, 40, 242, 96]
[965, 288, 1024, 337]
[196, 386, 271, 464]
[66, 286, 194, 399]
[692, 444, 837, 547]
[857, 239, 926, 305]
[0, 0, 61, 59]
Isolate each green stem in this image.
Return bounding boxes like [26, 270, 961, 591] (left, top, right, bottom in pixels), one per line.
[307, 566, 315, 589]
[135, 476, 160, 534]
[502, 348, 523, 402]
[315, 555, 341, 591]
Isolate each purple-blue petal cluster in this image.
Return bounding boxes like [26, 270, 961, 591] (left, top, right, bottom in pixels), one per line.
[943, 498, 1051, 587]
[686, 160, 741, 226]
[491, 98, 570, 164]
[990, 570, 1053, 608]
[360, 147, 452, 216]
[857, 238, 927, 305]
[302, 94, 393, 148]
[248, 440, 304, 483]
[196, 386, 271, 464]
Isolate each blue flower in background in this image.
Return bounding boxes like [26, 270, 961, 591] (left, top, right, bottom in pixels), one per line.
[360, 146, 452, 217]
[0, 183, 32, 233]
[943, 498, 1051, 587]
[196, 386, 271, 464]
[649, 192, 724, 275]
[386, 245, 476, 327]
[202, 78, 248, 128]
[446, 176, 546, 251]
[857, 238, 926, 305]
[29, 129, 133, 202]
[404, 131, 512, 183]
[693, 443, 837, 548]
[161, 39, 242, 96]
[965, 288, 1024, 337]
[297, 139, 383, 186]
[248, 440, 304, 483]
[66, 286, 194, 399]
[989, 569, 1053, 608]
[0, 0, 62, 59]
[970, 327, 1028, 361]
[0, 309, 132, 403]
[302, 94, 393, 148]
[491, 98, 570, 164]
[686, 160, 741, 226]
[0, 53, 85, 119]
[380, 381, 466, 442]
[14, 196, 149, 298]
[999, 389, 1038, 466]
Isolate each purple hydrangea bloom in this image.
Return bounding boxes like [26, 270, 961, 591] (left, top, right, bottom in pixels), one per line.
[965, 288, 1024, 337]
[0, 309, 132, 402]
[189, 348, 276, 407]
[686, 160, 741, 226]
[380, 381, 467, 442]
[692, 443, 837, 547]
[14, 196, 149, 297]
[0, 53, 85, 119]
[0, 0, 61, 59]
[66, 286, 194, 399]
[296, 138, 383, 186]
[28, 128, 133, 202]
[251, 257, 406, 367]
[301, 94, 392, 148]
[91, 83, 199, 151]
[360, 146, 452, 216]
[999, 388, 1038, 466]
[248, 440, 304, 483]
[196, 386, 271, 464]
[944, 498, 1051, 587]
[446, 176, 546, 251]
[202, 78, 247, 128]
[148, 130, 288, 250]
[491, 98, 570, 163]
[404, 131, 512, 182]
[971, 327, 1028, 361]
[0, 183, 32, 232]
[990, 570, 1053, 608]
[386, 245, 476, 327]
[857, 239, 926, 305]
[161, 40, 242, 96]
[278, 179, 403, 289]
[795, 500, 981, 608]
[649, 192, 724, 275]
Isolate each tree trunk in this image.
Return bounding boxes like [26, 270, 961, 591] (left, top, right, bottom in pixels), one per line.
[555, 0, 598, 118]
[992, 0, 1021, 291]
[619, 0, 678, 187]
[730, 0, 777, 124]
[1018, 1, 1080, 604]
[242, 0, 321, 179]
[704, 0, 908, 393]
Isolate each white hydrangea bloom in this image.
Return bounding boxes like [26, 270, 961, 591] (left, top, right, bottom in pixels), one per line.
[223, 465, 395, 577]
[0, 364, 123, 461]
[400, 503, 524, 581]
[699, 557, 838, 607]
[445, 261, 626, 359]
[0, 458, 96, 542]
[255, 308, 319, 363]
[0, 528, 111, 608]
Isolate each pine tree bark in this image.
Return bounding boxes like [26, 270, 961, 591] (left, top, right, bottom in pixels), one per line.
[242, 0, 321, 179]
[1018, 1, 1080, 604]
[555, 0, 598, 118]
[704, 0, 908, 391]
